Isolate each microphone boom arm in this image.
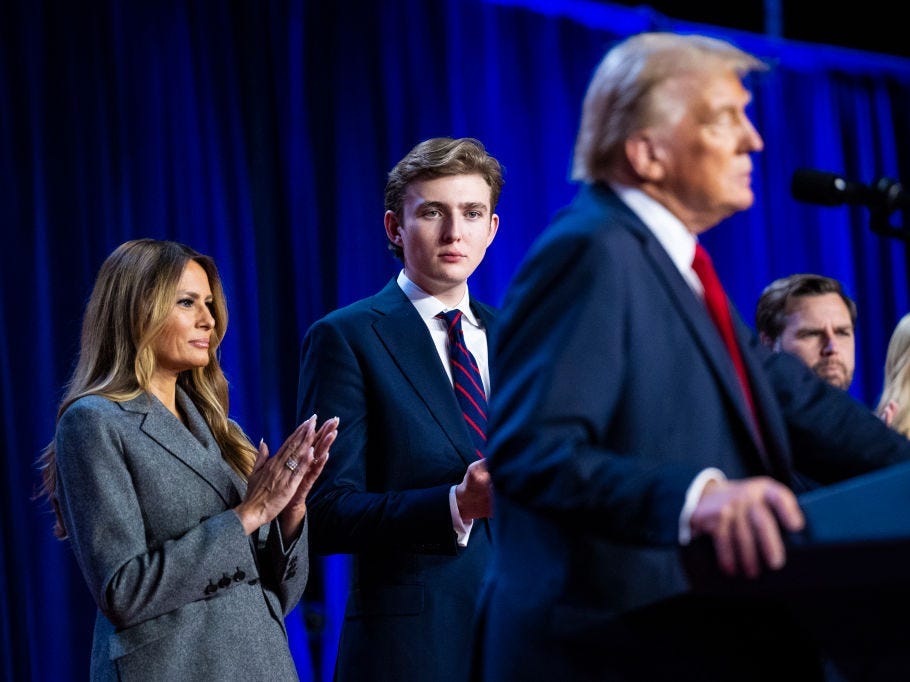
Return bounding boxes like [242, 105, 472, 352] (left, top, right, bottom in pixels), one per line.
[791, 168, 910, 242]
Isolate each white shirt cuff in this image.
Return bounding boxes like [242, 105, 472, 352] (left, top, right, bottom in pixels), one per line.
[449, 485, 473, 547]
[678, 467, 727, 545]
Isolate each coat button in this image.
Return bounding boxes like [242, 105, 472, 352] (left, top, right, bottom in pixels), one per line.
[204, 581, 217, 595]
[233, 568, 246, 582]
[218, 573, 231, 588]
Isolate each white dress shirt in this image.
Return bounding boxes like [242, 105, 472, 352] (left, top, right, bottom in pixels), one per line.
[397, 270, 488, 546]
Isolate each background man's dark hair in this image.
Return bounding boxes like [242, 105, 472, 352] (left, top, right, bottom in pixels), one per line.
[755, 273, 857, 342]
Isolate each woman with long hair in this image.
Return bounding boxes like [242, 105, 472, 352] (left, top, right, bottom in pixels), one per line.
[37, 238, 337, 680]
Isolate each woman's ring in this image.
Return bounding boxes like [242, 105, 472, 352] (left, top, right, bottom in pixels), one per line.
[285, 458, 299, 471]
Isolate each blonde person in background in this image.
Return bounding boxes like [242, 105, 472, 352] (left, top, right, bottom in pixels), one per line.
[877, 312, 910, 435]
[37, 238, 338, 681]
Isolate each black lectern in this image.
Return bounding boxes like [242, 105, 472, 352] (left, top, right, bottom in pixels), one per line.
[682, 460, 910, 680]
[684, 459, 910, 592]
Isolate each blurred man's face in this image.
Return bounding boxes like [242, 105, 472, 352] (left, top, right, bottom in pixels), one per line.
[643, 69, 764, 234]
[775, 293, 855, 390]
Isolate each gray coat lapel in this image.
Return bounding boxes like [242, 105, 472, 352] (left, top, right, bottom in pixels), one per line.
[120, 388, 243, 505]
[371, 280, 479, 465]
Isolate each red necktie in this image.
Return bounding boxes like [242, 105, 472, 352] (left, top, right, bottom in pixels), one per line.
[691, 244, 762, 438]
[437, 310, 487, 459]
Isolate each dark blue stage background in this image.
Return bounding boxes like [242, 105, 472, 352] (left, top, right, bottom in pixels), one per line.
[3, 1, 910, 679]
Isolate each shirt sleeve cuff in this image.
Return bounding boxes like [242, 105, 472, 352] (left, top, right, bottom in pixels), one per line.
[449, 485, 473, 547]
[678, 467, 727, 545]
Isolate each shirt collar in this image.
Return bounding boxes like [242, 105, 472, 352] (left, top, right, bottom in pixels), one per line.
[609, 181, 698, 274]
[396, 270, 478, 327]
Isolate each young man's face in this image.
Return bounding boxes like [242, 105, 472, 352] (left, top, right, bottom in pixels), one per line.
[385, 173, 498, 306]
[776, 292, 856, 390]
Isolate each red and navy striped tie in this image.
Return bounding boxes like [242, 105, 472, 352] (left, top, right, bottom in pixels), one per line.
[438, 309, 487, 458]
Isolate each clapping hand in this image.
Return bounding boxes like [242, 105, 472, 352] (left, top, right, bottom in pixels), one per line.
[235, 415, 339, 537]
[455, 459, 494, 523]
[278, 415, 339, 538]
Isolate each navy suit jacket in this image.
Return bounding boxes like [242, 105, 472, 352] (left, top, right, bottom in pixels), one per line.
[478, 183, 910, 681]
[297, 279, 494, 682]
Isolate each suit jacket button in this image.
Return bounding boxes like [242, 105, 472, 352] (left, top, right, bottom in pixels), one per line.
[204, 581, 217, 595]
[233, 568, 246, 582]
[218, 573, 232, 588]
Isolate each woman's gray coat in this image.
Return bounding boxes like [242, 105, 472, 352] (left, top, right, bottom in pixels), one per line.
[54, 388, 308, 680]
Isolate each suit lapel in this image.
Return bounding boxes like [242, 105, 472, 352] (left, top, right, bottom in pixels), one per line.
[598, 186, 764, 456]
[120, 388, 243, 505]
[732, 314, 795, 481]
[371, 280, 480, 466]
[646, 238, 756, 427]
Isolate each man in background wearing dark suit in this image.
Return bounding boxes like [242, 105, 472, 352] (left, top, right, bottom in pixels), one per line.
[297, 137, 501, 682]
[756, 273, 857, 390]
[477, 32, 910, 681]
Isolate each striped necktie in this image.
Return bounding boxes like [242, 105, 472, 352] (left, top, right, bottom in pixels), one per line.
[437, 309, 487, 458]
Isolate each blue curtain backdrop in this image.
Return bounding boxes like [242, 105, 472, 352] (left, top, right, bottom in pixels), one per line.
[3, 0, 910, 679]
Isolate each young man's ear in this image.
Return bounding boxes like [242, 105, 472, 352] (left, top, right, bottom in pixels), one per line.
[485, 213, 500, 246]
[384, 210, 403, 243]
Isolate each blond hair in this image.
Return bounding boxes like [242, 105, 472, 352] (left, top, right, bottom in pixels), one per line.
[37, 239, 258, 538]
[877, 313, 910, 438]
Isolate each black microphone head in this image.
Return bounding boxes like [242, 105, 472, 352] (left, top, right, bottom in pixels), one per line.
[791, 168, 871, 206]
[873, 177, 910, 211]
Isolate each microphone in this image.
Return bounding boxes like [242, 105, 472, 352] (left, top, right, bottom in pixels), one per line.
[791, 168, 910, 211]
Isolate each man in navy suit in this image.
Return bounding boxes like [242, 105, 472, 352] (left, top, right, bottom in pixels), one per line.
[477, 33, 910, 681]
[297, 137, 501, 682]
